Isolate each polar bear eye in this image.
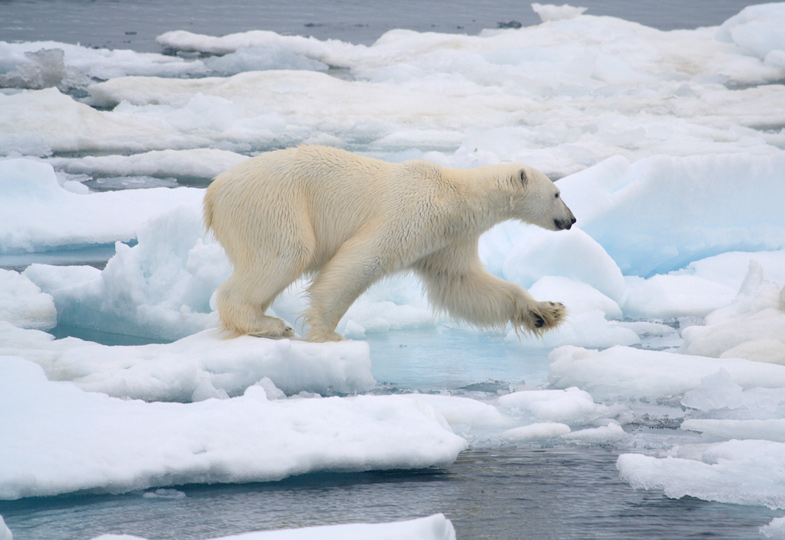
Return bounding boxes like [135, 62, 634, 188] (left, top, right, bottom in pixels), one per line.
[519, 170, 527, 184]
[554, 192, 560, 199]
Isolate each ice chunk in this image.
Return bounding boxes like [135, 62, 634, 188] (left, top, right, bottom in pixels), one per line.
[0, 40, 205, 88]
[680, 369, 745, 411]
[0, 89, 199, 156]
[501, 422, 571, 440]
[683, 419, 785, 443]
[722, 339, 785, 366]
[716, 3, 785, 61]
[623, 274, 737, 319]
[529, 276, 622, 318]
[507, 309, 640, 349]
[47, 149, 248, 181]
[0, 322, 375, 400]
[617, 439, 785, 509]
[156, 30, 361, 67]
[0, 356, 464, 499]
[498, 387, 614, 425]
[677, 250, 785, 295]
[504, 276, 638, 349]
[531, 3, 588, 23]
[563, 423, 627, 444]
[681, 260, 785, 363]
[26, 206, 228, 341]
[549, 345, 785, 400]
[0, 269, 56, 330]
[557, 153, 785, 276]
[89, 514, 456, 540]
[402, 394, 511, 437]
[682, 371, 784, 414]
[0, 48, 65, 89]
[501, 226, 626, 303]
[203, 46, 329, 75]
[761, 516, 785, 539]
[0, 515, 10, 540]
[0, 159, 204, 254]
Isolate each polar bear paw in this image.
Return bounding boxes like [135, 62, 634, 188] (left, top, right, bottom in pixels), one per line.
[247, 317, 295, 339]
[521, 300, 566, 334]
[306, 327, 346, 343]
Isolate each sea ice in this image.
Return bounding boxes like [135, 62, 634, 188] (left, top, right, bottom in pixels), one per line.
[89, 513, 456, 540]
[0, 159, 203, 254]
[617, 439, 785, 509]
[761, 516, 785, 539]
[682, 260, 785, 364]
[0, 322, 375, 401]
[25, 206, 226, 341]
[0, 269, 56, 330]
[46, 149, 248, 181]
[683, 419, 785, 443]
[549, 345, 785, 401]
[0, 356, 464, 499]
[0, 515, 10, 540]
[2, 5, 785, 537]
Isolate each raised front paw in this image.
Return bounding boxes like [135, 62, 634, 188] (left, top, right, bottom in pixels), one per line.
[520, 300, 566, 335]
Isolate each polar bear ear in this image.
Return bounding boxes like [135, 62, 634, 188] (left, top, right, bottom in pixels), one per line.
[519, 169, 528, 187]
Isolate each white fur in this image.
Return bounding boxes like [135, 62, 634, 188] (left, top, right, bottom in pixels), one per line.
[204, 145, 576, 341]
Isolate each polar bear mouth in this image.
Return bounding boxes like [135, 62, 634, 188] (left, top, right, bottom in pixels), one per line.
[554, 216, 576, 230]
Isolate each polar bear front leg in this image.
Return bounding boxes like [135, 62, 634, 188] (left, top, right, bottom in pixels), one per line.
[513, 298, 566, 335]
[304, 238, 385, 342]
[414, 240, 566, 336]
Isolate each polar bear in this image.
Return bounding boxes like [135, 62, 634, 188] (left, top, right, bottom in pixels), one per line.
[204, 145, 576, 342]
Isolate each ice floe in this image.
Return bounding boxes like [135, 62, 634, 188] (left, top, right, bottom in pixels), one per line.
[0, 356, 464, 499]
[88, 513, 456, 540]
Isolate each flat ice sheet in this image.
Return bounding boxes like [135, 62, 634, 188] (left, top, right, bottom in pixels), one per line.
[0, 356, 465, 500]
[89, 513, 456, 540]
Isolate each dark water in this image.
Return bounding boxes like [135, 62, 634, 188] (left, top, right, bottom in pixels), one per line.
[1, 448, 777, 540]
[0, 0, 773, 53]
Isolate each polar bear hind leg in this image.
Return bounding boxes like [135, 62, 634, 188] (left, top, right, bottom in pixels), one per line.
[215, 270, 297, 338]
[304, 234, 387, 342]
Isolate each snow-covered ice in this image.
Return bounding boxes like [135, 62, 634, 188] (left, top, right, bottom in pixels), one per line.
[0, 322, 375, 400]
[89, 514, 456, 540]
[0, 158, 204, 254]
[0, 356, 464, 499]
[3, 2, 785, 538]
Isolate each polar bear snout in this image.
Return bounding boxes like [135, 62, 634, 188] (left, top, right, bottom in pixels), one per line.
[554, 206, 577, 230]
[554, 214, 576, 230]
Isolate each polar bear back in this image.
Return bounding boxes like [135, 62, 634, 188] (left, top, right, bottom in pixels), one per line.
[205, 145, 445, 270]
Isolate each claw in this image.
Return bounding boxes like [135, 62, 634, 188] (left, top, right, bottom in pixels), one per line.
[530, 311, 545, 328]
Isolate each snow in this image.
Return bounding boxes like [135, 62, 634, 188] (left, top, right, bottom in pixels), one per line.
[2, 3, 785, 538]
[89, 514, 456, 540]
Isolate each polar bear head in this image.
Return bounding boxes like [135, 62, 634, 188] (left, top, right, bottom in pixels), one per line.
[501, 164, 576, 231]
